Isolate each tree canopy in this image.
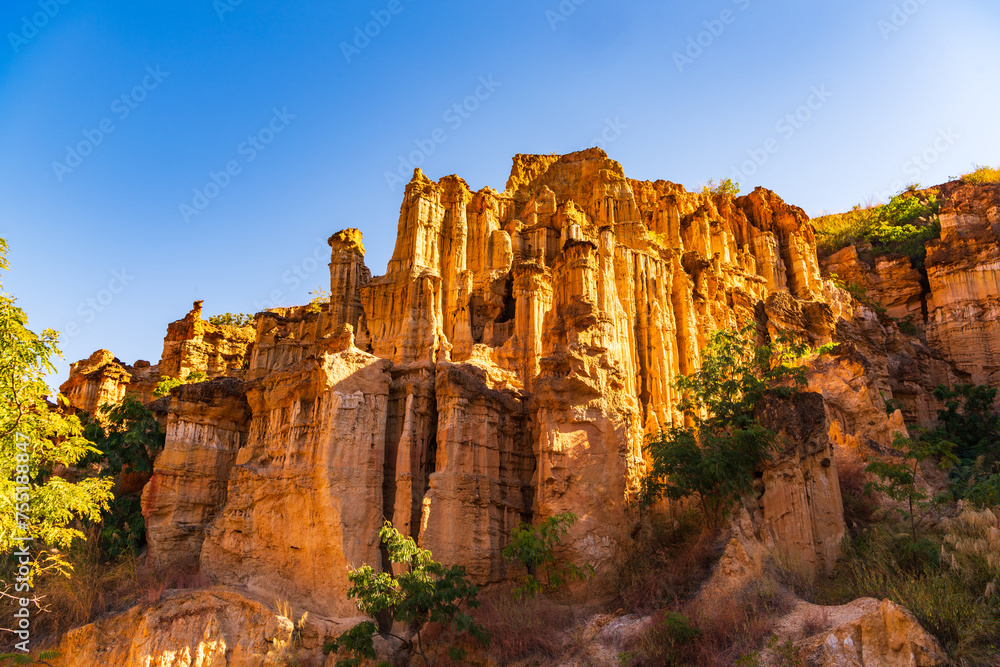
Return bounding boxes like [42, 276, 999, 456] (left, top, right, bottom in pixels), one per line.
[0, 238, 113, 574]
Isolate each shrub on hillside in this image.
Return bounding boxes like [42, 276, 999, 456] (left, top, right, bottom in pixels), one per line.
[960, 165, 1000, 185]
[813, 191, 941, 264]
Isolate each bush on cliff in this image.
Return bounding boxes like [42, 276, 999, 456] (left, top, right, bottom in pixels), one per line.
[640, 326, 806, 532]
[960, 164, 1000, 185]
[502, 511, 592, 598]
[813, 190, 941, 264]
[326, 521, 488, 667]
[81, 394, 165, 560]
[207, 312, 254, 328]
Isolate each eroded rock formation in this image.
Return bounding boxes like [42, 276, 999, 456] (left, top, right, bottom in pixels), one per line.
[819, 182, 1000, 392]
[160, 300, 256, 380]
[60, 150, 999, 645]
[60, 349, 160, 414]
[53, 590, 296, 667]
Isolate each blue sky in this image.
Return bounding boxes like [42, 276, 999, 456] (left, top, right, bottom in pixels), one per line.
[1, 0, 998, 391]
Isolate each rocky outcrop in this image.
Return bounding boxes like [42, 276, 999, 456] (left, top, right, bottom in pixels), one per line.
[59, 349, 160, 414]
[754, 392, 845, 577]
[54, 590, 296, 667]
[160, 300, 256, 380]
[200, 314, 393, 617]
[925, 187, 1000, 387]
[142, 378, 252, 570]
[823, 245, 926, 323]
[81, 149, 970, 627]
[792, 598, 946, 667]
[818, 182, 1000, 392]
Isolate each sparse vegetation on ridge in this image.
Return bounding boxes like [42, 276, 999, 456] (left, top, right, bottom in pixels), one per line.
[812, 190, 941, 265]
[959, 164, 1000, 186]
[813, 382, 1000, 664]
[207, 312, 254, 328]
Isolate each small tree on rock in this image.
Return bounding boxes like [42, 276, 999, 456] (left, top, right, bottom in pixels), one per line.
[641, 326, 807, 532]
[326, 522, 488, 667]
[502, 511, 593, 598]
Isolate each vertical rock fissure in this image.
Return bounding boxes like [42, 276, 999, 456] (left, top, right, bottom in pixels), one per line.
[415, 388, 438, 544]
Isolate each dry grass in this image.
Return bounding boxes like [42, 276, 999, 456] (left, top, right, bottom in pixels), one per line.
[475, 585, 573, 663]
[837, 456, 878, 531]
[960, 165, 1000, 185]
[621, 576, 793, 667]
[800, 606, 830, 639]
[0, 528, 210, 652]
[816, 505, 1000, 666]
[617, 510, 717, 613]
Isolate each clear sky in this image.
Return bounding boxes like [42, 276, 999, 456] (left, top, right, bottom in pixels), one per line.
[1, 0, 998, 392]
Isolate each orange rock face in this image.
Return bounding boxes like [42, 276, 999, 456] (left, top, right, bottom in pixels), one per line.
[925, 186, 1000, 386]
[160, 300, 256, 380]
[76, 149, 974, 620]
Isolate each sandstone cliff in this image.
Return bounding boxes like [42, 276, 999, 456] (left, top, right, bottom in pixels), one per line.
[61, 149, 996, 651]
[819, 181, 1000, 396]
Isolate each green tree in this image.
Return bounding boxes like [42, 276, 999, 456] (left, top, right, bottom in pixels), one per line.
[153, 375, 184, 398]
[81, 394, 165, 558]
[702, 178, 740, 197]
[0, 649, 60, 665]
[207, 312, 254, 328]
[83, 394, 164, 477]
[864, 432, 957, 545]
[502, 512, 592, 598]
[641, 326, 806, 532]
[0, 238, 113, 575]
[326, 522, 488, 667]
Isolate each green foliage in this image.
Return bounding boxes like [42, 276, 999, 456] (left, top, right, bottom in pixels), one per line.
[83, 394, 164, 477]
[153, 375, 184, 398]
[817, 514, 1000, 662]
[0, 238, 114, 572]
[925, 383, 1000, 508]
[702, 177, 741, 197]
[0, 650, 60, 665]
[80, 394, 164, 559]
[931, 384, 999, 463]
[328, 521, 488, 667]
[307, 286, 331, 314]
[502, 512, 592, 598]
[641, 326, 807, 531]
[646, 229, 667, 247]
[896, 315, 919, 336]
[153, 372, 207, 398]
[865, 432, 957, 545]
[960, 164, 1000, 185]
[207, 312, 254, 328]
[813, 191, 941, 264]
